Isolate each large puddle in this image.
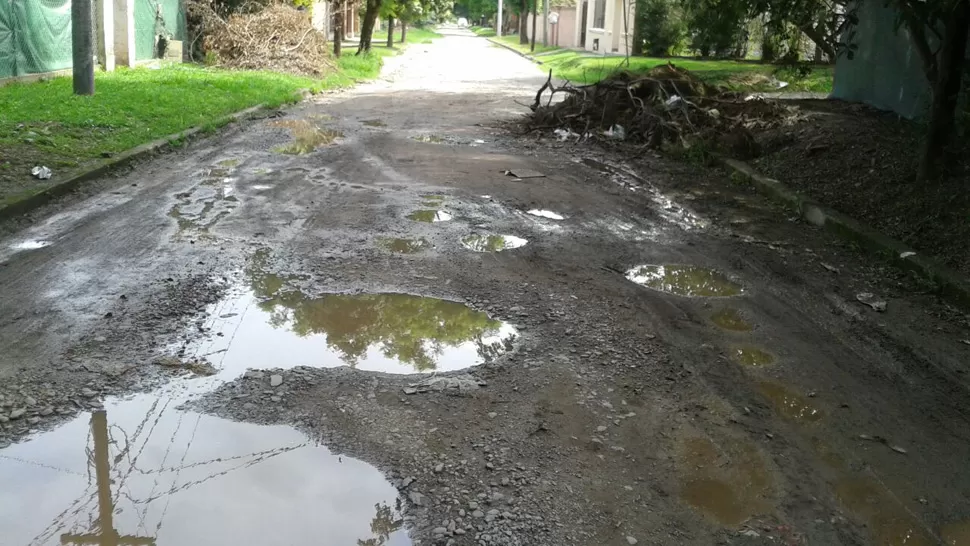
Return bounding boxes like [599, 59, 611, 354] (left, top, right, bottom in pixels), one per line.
[625, 265, 742, 297]
[461, 234, 528, 252]
[379, 237, 431, 254]
[756, 381, 822, 423]
[407, 210, 452, 223]
[272, 120, 342, 155]
[731, 345, 775, 367]
[710, 308, 753, 331]
[0, 386, 407, 546]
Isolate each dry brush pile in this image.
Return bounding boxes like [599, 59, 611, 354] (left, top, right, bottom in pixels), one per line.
[525, 63, 804, 158]
[188, 1, 334, 76]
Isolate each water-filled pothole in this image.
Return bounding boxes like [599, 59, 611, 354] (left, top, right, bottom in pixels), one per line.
[11, 240, 51, 251]
[362, 119, 386, 127]
[272, 120, 342, 154]
[756, 381, 822, 423]
[731, 345, 775, 367]
[710, 308, 752, 331]
[677, 436, 774, 526]
[625, 265, 741, 297]
[527, 210, 564, 220]
[0, 390, 407, 546]
[407, 210, 452, 223]
[461, 234, 528, 252]
[379, 237, 431, 254]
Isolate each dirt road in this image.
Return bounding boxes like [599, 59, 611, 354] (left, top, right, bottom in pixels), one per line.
[1, 28, 969, 546]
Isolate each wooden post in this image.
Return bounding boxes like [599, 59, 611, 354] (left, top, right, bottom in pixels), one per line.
[72, 0, 95, 95]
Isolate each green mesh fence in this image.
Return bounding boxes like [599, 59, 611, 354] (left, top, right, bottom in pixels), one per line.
[0, 0, 73, 78]
[135, 0, 187, 60]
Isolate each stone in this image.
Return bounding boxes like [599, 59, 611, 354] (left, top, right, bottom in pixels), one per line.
[626, 536, 638, 545]
[596, 425, 608, 432]
[472, 510, 484, 518]
[244, 370, 265, 380]
[409, 492, 426, 506]
[468, 501, 479, 509]
[270, 375, 283, 387]
[39, 407, 53, 416]
[27, 417, 40, 425]
[81, 388, 97, 398]
[433, 527, 447, 535]
[434, 463, 444, 473]
[24, 396, 37, 406]
[270, 396, 282, 403]
[488, 412, 497, 419]
[486, 462, 495, 470]
[9, 409, 26, 420]
[0, 415, 8, 423]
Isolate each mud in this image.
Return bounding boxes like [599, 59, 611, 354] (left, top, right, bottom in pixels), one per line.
[460, 234, 528, 252]
[2, 25, 970, 546]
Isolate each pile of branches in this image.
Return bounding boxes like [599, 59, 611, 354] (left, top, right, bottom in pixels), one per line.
[526, 63, 802, 157]
[191, 1, 333, 76]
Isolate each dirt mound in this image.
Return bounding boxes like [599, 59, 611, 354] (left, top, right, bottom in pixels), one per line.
[526, 63, 802, 157]
[200, 3, 334, 76]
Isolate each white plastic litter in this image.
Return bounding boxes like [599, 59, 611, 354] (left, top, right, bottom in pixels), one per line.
[605, 124, 626, 140]
[31, 166, 52, 180]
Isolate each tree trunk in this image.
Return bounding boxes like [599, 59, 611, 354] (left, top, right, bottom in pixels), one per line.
[356, 0, 383, 54]
[631, 0, 643, 55]
[401, 21, 407, 42]
[918, 0, 970, 180]
[333, 0, 343, 57]
[530, 0, 537, 51]
[519, 0, 529, 43]
[387, 16, 394, 47]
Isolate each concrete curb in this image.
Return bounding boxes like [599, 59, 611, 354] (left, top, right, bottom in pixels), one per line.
[720, 157, 970, 309]
[0, 104, 272, 223]
[486, 38, 544, 64]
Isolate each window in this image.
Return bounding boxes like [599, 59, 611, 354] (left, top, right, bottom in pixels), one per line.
[593, 0, 606, 29]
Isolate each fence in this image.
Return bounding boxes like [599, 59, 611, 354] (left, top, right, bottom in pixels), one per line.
[0, 0, 186, 80]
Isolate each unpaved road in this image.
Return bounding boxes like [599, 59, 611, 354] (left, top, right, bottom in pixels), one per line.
[2, 28, 970, 546]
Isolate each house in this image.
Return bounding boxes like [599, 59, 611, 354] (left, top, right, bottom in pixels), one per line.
[581, 0, 635, 54]
[524, 0, 580, 48]
[311, 0, 362, 39]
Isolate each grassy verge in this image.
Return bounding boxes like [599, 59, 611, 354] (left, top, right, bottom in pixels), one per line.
[471, 26, 497, 37]
[0, 33, 426, 207]
[492, 34, 560, 55]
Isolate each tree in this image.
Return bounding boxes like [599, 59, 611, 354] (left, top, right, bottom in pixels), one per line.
[358, 0, 385, 53]
[890, 0, 970, 180]
[682, 0, 749, 57]
[748, 0, 850, 61]
[637, 0, 684, 56]
[332, 0, 343, 56]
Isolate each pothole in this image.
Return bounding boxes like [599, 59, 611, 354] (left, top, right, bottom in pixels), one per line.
[527, 209, 564, 220]
[272, 120, 342, 154]
[11, 240, 50, 250]
[731, 345, 775, 367]
[461, 234, 528, 252]
[198, 286, 517, 375]
[834, 477, 934, 546]
[412, 134, 449, 144]
[407, 209, 453, 223]
[362, 119, 386, 127]
[0, 390, 407, 546]
[756, 380, 822, 423]
[168, 165, 239, 239]
[379, 237, 431, 254]
[710, 308, 752, 331]
[677, 436, 774, 526]
[625, 265, 742, 297]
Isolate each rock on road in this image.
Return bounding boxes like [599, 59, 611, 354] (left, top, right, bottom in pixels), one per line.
[1, 27, 969, 546]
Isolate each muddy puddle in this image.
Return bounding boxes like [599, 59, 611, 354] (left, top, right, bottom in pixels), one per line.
[526, 210, 564, 220]
[362, 119, 387, 127]
[192, 277, 517, 374]
[0, 382, 407, 546]
[710, 308, 752, 331]
[461, 234, 528, 252]
[168, 165, 239, 239]
[407, 210, 453, 223]
[11, 240, 51, 251]
[756, 381, 822, 423]
[273, 120, 342, 154]
[379, 237, 431, 254]
[625, 265, 742, 297]
[677, 436, 775, 526]
[731, 345, 775, 367]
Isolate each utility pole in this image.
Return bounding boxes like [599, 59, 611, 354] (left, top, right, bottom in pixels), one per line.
[542, 0, 548, 46]
[72, 0, 95, 95]
[60, 410, 157, 546]
[497, 0, 503, 36]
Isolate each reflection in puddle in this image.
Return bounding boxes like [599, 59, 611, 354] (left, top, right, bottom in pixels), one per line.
[527, 209, 564, 220]
[461, 234, 528, 252]
[217, 158, 240, 168]
[943, 520, 970, 545]
[0, 390, 407, 546]
[757, 381, 822, 422]
[731, 345, 775, 367]
[625, 265, 742, 297]
[272, 120, 342, 154]
[835, 478, 934, 546]
[11, 240, 51, 250]
[678, 436, 774, 526]
[710, 308, 752, 331]
[407, 210, 452, 223]
[379, 237, 431, 254]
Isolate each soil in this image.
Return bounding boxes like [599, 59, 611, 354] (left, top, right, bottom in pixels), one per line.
[1, 26, 970, 546]
[751, 99, 970, 277]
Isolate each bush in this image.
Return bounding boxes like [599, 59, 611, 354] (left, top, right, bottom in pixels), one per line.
[637, 0, 685, 56]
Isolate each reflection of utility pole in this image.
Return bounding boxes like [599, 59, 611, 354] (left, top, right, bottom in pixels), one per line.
[60, 410, 156, 546]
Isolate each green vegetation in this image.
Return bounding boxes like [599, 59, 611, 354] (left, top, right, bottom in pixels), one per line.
[532, 50, 833, 93]
[471, 26, 497, 37]
[405, 26, 444, 43]
[492, 34, 559, 55]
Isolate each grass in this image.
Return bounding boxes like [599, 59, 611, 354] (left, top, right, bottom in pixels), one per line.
[0, 27, 442, 205]
[471, 26, 497, 37]
[493, 34, 560, 55]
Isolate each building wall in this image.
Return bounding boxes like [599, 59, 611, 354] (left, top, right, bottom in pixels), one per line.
[582, 0, 632, 54]
[525, 8, 578, 48]
[832, 0, 930, 119]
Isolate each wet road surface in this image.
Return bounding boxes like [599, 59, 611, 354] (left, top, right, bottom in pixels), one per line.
[2, 27, 970, 546]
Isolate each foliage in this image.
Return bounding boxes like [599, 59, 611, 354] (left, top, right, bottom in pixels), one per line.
[636, 0, 686, 56]
[681, 0, 749, 57]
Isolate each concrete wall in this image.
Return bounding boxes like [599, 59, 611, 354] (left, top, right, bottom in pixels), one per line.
[832, 0, 930, 119]
[525, 7, 579, 48]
